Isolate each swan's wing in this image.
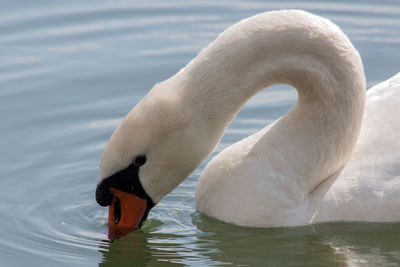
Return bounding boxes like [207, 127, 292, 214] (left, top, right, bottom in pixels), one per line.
[352, 72, 400, 183]
[314, 73, 400, 222]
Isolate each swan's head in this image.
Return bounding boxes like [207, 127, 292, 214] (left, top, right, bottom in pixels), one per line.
[95, 82, 215, 239]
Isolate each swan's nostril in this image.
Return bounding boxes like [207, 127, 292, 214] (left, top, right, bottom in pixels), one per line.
[113, 197, 121, 224]
[95, 181, 113, 207]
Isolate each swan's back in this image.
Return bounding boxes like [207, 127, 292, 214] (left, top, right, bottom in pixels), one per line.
[313, 73, 400, 222]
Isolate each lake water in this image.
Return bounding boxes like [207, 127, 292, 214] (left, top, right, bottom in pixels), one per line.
[1, 0, 399, 266]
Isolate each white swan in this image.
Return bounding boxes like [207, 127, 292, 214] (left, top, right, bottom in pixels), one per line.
[95, 10, 400, 238]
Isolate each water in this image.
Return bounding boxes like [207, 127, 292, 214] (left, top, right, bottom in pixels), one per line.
[1, 0, 399, 266]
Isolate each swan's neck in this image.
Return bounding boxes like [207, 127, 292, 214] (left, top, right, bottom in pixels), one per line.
[170, 11, 365, 194]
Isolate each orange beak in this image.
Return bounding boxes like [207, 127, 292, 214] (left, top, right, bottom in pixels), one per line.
[108, 188, 148, 240]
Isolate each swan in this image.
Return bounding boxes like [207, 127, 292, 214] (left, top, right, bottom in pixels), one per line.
[95, 10, 400, 239]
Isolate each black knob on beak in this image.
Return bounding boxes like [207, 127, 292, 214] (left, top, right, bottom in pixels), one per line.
[95, 180, 113, 207]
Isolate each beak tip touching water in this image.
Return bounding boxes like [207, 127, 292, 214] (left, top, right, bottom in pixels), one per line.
[95, 171, 155, 240]
[107, 188, 149, 240]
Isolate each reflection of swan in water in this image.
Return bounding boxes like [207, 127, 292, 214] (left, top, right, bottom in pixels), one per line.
[98, 233, 150, 266]
[192, 216, 400, 266]
[96, 10, 400, 237]
[97, 221, 195, 266]
[98, 215, 400, 266]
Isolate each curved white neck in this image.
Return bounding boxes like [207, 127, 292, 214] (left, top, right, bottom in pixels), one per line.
[168, 11, 366, 194]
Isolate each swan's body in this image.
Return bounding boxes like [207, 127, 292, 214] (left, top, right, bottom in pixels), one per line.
[308, 74, 400, 223]
[97, 10, 400, 232]
[196, 73, 400, 226]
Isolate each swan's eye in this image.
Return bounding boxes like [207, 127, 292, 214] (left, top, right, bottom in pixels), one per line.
[133, 155, 147, 167]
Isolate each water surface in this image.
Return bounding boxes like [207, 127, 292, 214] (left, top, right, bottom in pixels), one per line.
[1, 0, 399, 266]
